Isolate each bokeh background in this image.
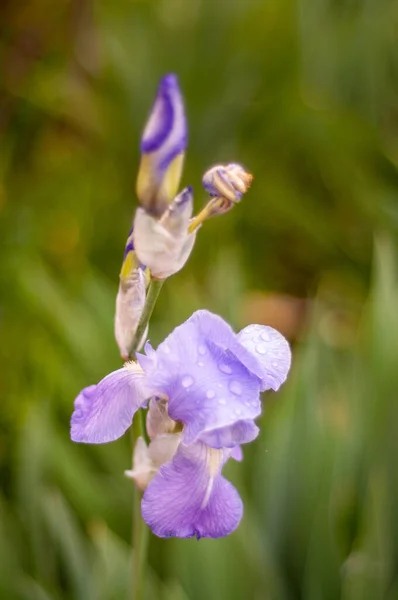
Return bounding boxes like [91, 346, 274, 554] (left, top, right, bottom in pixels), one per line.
[1, 0, 398, 598]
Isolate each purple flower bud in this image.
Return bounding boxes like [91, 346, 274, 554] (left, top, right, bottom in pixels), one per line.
[136, 74, 187, 217]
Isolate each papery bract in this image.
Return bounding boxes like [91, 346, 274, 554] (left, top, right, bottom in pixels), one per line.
[133, 187, 196, 279]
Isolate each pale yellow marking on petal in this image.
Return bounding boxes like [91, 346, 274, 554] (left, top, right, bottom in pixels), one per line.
[201, 447, 223, 509]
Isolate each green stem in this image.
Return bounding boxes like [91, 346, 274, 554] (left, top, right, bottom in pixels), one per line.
[128, 278, 164, 359]
[129, 277, 164, 600]
[131, 412, 149, 600]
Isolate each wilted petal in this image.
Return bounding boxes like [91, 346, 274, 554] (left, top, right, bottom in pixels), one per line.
[136, 74, 187, 216]
[71, 364, 148, 444]
[133, 187, 196, 279]
[115, 267, 147, 360]
[142, 310, 262, 447]
[125, 437, 156, 490]
[146, 398, 177, 439]
[125, 433, 181, 491]
[142, 442, 242, 538]
[237, 324, 291, 391]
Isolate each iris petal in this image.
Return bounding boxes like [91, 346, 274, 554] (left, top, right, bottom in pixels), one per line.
[70, 364, 148, 444]
[237, 324, 291, 391]
[141, 442, 242, 538]
[143, 311, 262, 447]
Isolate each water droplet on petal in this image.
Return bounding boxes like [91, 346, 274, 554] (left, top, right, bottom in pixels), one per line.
[272, 361, 278, 367]
[235, 407, 242, 416]
[163, 344, 171, 354]
[218, 384, 223, 388]
[219, 363, 232, 374]
[198, 361, 205, 367]
[261, 331, 270, 342]
[218, 398, 226, 405]
[206, 389, 215, 399]
[198, 344, 207, 355]
[256, 344, 268, 355]
[229, 381, 242, 395]
[182, 375, 194, 388]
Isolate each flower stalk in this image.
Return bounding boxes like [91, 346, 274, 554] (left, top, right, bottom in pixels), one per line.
[128, 278, 164, 359]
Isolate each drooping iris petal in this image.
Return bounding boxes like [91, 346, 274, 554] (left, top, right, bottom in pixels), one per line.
[141, 442, 242, 539]
[142, 311, 262, 447]
[71, 364, 148, 444]
[136, 74, 187, 217]
[237, 324, 291, 392]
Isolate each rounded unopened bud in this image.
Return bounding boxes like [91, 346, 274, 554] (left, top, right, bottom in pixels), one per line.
[202, 163, 252, 203]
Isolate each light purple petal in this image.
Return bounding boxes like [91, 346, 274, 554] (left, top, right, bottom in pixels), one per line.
[141, 442, 242, 539]
[199, 419, 259, 449]
[231, 446, 243, 462]
[71, 365, 148, 444]
[143, 311, 262, 447]
[237, 324, 291, 392]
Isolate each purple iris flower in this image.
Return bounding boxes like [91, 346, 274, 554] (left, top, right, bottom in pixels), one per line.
[71, 310, 291, 538]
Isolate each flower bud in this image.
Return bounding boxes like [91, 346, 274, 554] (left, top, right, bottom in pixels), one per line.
[136, 74, 187, 217]
[133, 186, 196, 279]
[202, 163, 252, 203]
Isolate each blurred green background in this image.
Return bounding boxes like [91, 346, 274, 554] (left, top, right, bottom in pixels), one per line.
[1, 0, 398, 598]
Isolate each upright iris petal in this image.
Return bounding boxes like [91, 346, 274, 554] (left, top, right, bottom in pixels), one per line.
[237, 324, 291, 391]
[140, 310, 262, 447]
[136, 74, 187, 217]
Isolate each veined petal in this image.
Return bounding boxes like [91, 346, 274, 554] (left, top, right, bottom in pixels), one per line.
[136, 74, 187, 216]
[70, 364, 148, 444]
[142, 311, 262, 447]
[141, 442, 242, 539]
[237, 324, 291, 391]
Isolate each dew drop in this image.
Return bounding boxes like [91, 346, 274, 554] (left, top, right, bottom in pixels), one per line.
[219, 363, 232, 374]
[218, 384, 223, 389]
[235, 408, 242, 416]
[182, 375, 194, 388]
[206, 389, 215, 399]
[163, 344, 171, 354]
[229, 381, 242, 395]
[198, 361, 205, 367]
[218, 398, 227, 405]
[256, 343, 268, 355]
[198, 344, 207, 355]
[272, 361, 278, 367]
[261, 331, 270, 342]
